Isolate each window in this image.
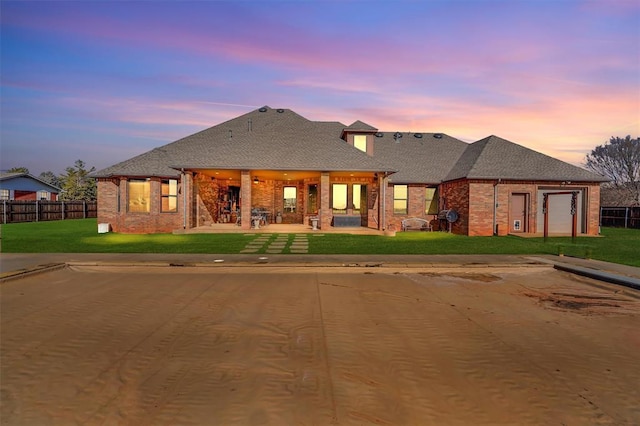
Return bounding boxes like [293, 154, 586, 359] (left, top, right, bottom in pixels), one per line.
[161, 179, 178, 212]
[332, 184, 347, 214]
[37, 190, 49, 200]
[354, 135, 367, 153]
[0, 189, 9, 200]
[393, 185, 408, 215]
[307, 184, 318, 213]
[128, 179, 150, 213]
[352, 184, 362, 213]
[425, 187, 438, 214]
[284, 186, 297, 213]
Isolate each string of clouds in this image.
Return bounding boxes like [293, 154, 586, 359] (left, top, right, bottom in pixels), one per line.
[1, 0, 638, 175]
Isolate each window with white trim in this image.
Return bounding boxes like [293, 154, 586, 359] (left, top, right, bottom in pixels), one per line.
[393, 185, 408, 215]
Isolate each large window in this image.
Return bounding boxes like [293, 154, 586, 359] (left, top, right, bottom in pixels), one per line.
[393, 185, 408, 215]
[284, 186, 297, 213]
[425, 187, 438, 214]
[0, 189, 9, 200]
[161, 179, 178, 212]
[354, 135, 367, 153]
[128, 179, 150, 213]
[352, 184, 362, 213]
[332, 184, 348, 214]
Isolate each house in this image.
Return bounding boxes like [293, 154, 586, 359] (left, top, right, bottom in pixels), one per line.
[93, 106, 607, 235]
[0, 172, 61, 201]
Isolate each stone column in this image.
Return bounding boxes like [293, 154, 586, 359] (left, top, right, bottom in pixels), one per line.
[320, 172, 331, 229]
[240, 171, 252, 230]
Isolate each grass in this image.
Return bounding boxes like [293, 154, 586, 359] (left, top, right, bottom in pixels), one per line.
[1, 219, 639, 267]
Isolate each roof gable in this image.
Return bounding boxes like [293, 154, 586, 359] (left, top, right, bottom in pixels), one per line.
[93, 107, 394, 177]
[445, 135, 608, 182]
[344, 120, 378, 132]
[0, 172, 62, 191]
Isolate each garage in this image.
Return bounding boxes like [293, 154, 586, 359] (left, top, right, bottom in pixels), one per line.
[536, 188, 585, 234]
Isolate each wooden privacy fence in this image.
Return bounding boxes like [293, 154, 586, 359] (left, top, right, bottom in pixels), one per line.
[600, 206, 640, 229]
[1, 200, 97, 224]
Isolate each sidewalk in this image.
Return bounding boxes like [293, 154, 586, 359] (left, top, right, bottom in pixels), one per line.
[2, 252, 639, 290]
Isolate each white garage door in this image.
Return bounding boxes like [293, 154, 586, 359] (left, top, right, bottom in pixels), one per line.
[536, 190, 584, 234]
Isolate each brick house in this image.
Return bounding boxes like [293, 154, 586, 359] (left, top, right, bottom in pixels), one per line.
[0, 172, 60, 201]
[93, 106, 607, 235]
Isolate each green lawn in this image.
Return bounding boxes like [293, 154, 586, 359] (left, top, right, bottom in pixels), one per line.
[1, 219, 639, 267]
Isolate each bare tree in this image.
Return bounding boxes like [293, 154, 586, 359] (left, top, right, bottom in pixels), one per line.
[585, 136, 639, 206]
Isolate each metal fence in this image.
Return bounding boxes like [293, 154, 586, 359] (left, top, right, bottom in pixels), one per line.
[600, 206, 640, 229]
[1, 200, 97, 224]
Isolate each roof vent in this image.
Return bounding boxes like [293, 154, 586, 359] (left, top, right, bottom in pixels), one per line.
[393, 132, 403, 143]
[276, 108, 285, 113]
[414, 133, 423, 138]
[258, 107, 268, 112]
[433, 133, 443, 139]
[375, 132, 384, 138]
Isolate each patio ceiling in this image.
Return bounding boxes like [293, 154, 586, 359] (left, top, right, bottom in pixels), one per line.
[194, 169, 377, 182]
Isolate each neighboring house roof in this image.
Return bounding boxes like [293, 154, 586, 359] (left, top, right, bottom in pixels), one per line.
[93, 107, 395, 178]
[373, 132, 468, 184]
[0, 172, 62, 192]
[445, 135, 608, 182]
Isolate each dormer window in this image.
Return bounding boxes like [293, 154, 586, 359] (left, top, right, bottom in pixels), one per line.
[354, 135, 367, 153]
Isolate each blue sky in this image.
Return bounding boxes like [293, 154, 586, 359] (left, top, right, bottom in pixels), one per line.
[1, 0, 638, 175]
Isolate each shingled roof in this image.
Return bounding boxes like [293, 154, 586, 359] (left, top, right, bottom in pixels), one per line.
[93, 107, 394, 178]
[372, 132, 468, 183]
[445, 135, 608, 182]
[93, 107, 607, 185]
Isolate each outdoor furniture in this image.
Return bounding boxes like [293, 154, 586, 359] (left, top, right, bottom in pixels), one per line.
[401, 217, 431, 231]
[332, 215, 361, 227]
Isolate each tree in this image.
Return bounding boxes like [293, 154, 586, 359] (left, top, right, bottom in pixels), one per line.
[6, 166, 29, 174]
[585, 136, 640, 206]
[39, 171, 62, 188]
[59, 160, 97, 201]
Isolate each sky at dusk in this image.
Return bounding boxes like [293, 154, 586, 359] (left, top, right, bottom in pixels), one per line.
[1, 0, 639, 176]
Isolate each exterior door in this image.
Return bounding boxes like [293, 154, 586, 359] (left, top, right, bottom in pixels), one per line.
[510, 194, 527, 233]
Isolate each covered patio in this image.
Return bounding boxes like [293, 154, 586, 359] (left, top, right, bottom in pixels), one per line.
[175, 222, 386, 235]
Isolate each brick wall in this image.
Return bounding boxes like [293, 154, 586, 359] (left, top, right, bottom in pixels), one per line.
[439, 180, 469, 234]
[97, 176, 184, 233]
[587, 184, 601, 235]
[385, 183, 438, 231]
[442, 179, 603, 236]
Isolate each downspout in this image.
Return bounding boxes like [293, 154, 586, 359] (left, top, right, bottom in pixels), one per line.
[381, 173, 386, 231]
[493, 178, 501, 235]
[181, 168, 187, 229]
